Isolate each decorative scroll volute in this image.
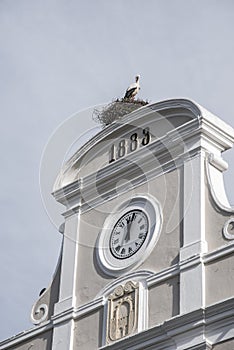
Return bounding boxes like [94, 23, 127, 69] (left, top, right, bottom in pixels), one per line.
[223, 218, 234, 240]
[106, 281, 139, 344]
[30, 288, 50, 325]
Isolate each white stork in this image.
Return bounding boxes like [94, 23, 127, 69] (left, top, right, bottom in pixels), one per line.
[124, 75, 140, 100]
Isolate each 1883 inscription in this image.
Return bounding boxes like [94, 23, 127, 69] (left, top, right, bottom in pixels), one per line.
[109, 127, 151, 163]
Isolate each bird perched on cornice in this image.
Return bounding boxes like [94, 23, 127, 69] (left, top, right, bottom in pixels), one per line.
[124, 75, 140, 100]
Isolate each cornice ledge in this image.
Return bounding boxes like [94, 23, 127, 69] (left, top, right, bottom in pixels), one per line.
[205, 297, 234, 322]
[59, 147, 201, 214]
[147, 264, 180, 287]
[52, 179, 82, 205]
[101, 300, 234, 350]
[100, 308, 205, 350]
[203, 242, 234, 264]
[99, 324, 175, 350]
[205, 297, 234, 345]
[179, 254, 202, 270]
[198, 108, 234, 150]
[51, 306, 74, 325]
[51, 297, 105, 325]
[145, 255, 202, 288]
[53, 128, 191, 204]
[73, 296, 104, 319]
[164, 309, 205, 335]
[0, 321, 53, 350]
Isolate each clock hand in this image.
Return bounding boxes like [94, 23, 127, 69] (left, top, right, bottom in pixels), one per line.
[125, 213, 136, 243]
[120, 224, 130, 245]
[120, 225, 128, 245]
[125, 223, 131, 243]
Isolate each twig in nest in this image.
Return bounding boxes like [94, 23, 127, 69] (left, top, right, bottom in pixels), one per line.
[93, 98, 149, 127]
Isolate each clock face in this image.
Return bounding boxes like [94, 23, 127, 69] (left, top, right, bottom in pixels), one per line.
[96, 196, 162, 276]
[110, 210, 149, 259]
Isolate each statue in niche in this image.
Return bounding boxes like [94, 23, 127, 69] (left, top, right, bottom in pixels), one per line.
[106, 281, 139, 344]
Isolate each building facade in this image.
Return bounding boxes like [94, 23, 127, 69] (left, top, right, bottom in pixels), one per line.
[1, 98, 234, 349]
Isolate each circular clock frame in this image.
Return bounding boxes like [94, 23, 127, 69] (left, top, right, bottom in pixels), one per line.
[97, 195, 162, 276]
[109, 209, 149, 259]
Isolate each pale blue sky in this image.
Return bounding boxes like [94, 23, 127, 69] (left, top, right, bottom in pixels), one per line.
[1, 0, 234, 340]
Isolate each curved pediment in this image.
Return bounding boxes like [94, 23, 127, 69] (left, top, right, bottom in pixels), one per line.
[53, 98, 234, 202]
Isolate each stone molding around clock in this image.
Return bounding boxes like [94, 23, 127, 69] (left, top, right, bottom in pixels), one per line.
[96, 195, 162, 277]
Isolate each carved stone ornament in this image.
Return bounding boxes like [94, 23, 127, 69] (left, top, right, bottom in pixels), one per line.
[223, 218, 234, 240]
[31, 303, 48, 325]
[30, 288, 49, 325]
[106, 281, 139, 344]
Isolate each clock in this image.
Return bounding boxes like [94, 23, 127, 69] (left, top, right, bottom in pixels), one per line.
[96, 196, 162, 276]
[110, 209, 149, 259]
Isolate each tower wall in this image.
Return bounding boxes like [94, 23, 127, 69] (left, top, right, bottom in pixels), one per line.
[2, 99, 234, 350]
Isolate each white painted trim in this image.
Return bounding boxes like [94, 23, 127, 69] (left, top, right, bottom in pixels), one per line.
[3, 296, 233, 350]
[0, 321, 53, 350]
[52, 306, 74, 325]
[180, 152, 207, 313]
[96, 270, 153, 297]
[99, 298, 234, 350]
[54, 131, 198, 207]
[180, 240, 207, 261]
[73, 297, 104, 319]
[53, 298, 104, 326]
[46, 245, 234, 330]
[206, 153, 234, 212]
[205, 298, 234, 345]
[53, 297, 73, 315]
[2, 258, 234, 349]
[60, 148, 200, 218]
[147, 264, 180, 287]
[56, 134, 234, 220]
[208, 153, 228, 172]
[138, 280, 148, 332]
[202, 241, 234, 264]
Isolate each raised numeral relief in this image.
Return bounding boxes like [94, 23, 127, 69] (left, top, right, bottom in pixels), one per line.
[109, 128, 151, 163]
[106, 281, 139, 344]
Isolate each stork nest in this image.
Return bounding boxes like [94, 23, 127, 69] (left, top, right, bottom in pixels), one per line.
[93, 98, 149, 127]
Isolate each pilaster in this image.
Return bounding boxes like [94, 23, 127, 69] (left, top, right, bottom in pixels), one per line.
[52, 214, 79, 350]
[179, 107, 234, 315]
